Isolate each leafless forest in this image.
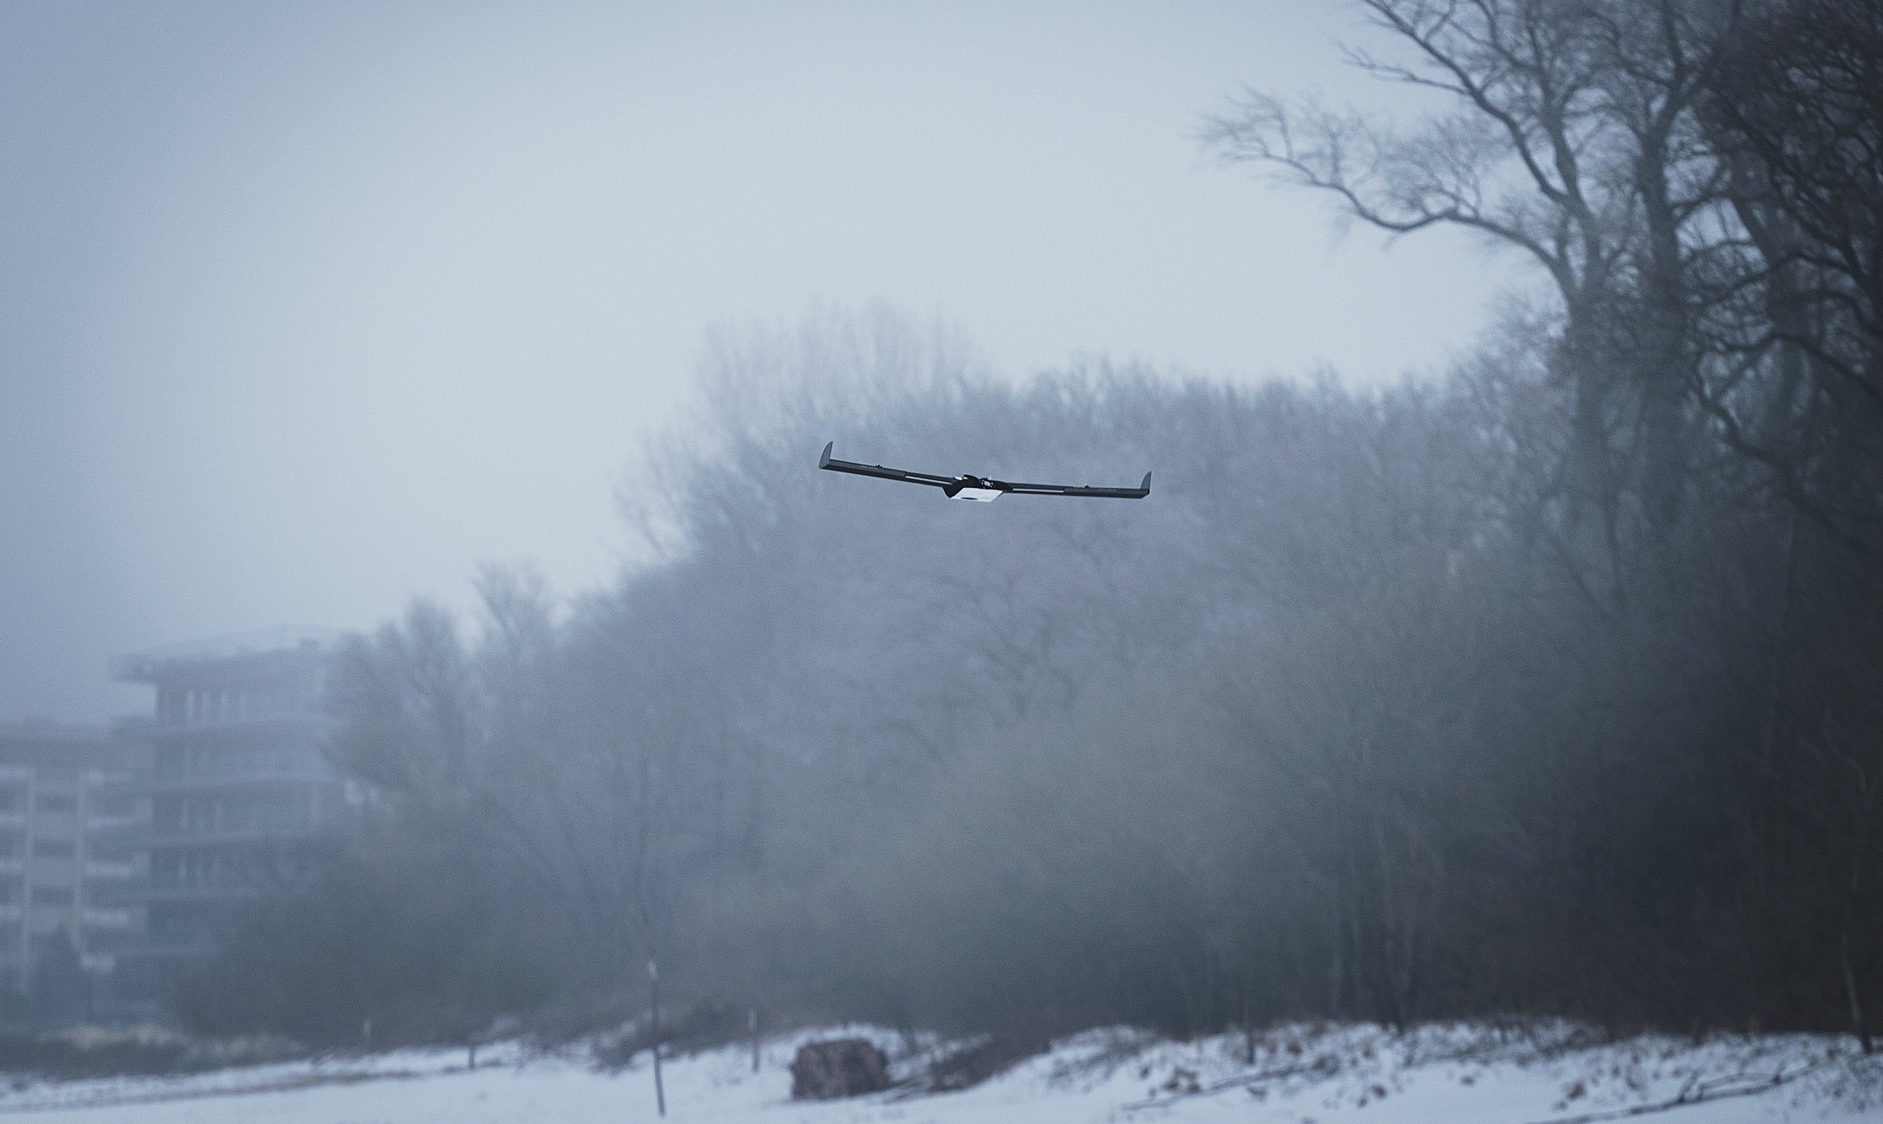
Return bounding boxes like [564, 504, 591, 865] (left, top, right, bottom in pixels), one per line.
[177, 0, 1883, 1050]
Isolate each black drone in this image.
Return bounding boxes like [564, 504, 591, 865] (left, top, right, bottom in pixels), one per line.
[818, 442, 1151, 501]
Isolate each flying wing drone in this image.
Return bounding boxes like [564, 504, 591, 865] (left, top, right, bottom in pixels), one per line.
[818, 442, 1150, 501]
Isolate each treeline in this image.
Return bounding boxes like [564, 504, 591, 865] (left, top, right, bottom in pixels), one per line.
[179, 0, 1883, 1048]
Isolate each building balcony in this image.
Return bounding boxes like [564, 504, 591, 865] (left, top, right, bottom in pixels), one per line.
[146, 823, 330, 847]
[114, 936, 218, 961]
[147, 712, 324, 735]
[144, 769, 335, 793]
[112, 626, 336, 674]
[92, 878, 263, 905]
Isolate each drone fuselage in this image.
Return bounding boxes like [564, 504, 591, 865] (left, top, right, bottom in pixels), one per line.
[946, 483, 1003, 501]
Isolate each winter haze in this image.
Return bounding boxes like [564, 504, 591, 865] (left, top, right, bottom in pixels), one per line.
[3, 0, 1882, 1112]
[0, 1, 1503, 723]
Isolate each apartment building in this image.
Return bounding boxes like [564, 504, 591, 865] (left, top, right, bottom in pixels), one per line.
[0, 719, 146, 1017]
[111, 627, 346, 980]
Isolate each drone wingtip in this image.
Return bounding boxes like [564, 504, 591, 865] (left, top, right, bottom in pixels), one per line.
[819, 441, 833, 469]
[1141, 471, 1152, 494]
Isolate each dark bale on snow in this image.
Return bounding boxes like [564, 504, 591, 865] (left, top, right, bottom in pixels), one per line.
[790, 1038, 890, 1099]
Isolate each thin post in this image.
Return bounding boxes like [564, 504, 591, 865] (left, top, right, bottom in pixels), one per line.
[749, 1006, 760, 1073]
[649, 959, 666, 1117]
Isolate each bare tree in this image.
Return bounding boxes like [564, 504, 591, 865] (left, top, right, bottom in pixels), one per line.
[1207, 0, 1746, 585]
[1698, 0, 1883, 559]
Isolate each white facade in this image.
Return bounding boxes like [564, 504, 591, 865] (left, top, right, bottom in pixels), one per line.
[114, 629, 343, 973]
[0, 722, 145, 996]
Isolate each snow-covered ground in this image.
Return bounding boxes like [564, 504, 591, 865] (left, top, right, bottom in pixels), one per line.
[0, 1021, 1876, 1123]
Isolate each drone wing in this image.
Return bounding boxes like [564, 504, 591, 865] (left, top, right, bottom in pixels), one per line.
[817, 442, 961, 493]
[819, 443, 1151, 500]
[988, 473, 1153, 499]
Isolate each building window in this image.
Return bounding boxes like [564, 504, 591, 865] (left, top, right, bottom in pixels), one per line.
[30, 886, 71, 907]
[31, 840, 74, 859]
[0, 835, 18, 858]
[33, 793, 76, 815]
[0, 789, 20, 813]
[89, 796, 135, 818]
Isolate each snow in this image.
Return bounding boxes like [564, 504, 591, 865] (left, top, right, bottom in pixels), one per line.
[0, 1022, 1875, 1123]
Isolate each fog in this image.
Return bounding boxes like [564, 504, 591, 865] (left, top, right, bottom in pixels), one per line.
[6, 0, 1882, 1090]
[0, 1, 1505, 723]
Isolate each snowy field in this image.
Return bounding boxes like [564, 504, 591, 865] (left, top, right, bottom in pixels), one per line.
[0, 1021, 1877, 1123]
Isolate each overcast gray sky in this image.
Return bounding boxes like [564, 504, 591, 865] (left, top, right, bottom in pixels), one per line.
[0, 1, 1515, 723]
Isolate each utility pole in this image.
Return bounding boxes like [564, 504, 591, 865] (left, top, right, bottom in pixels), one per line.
[749, 1007, 760, 1073]
[649, 960, 666, 1117]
